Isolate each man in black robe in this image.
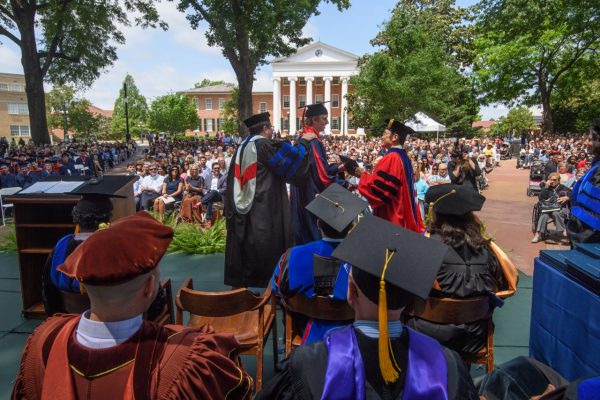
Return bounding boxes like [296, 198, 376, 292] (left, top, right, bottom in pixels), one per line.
[257, 215, 478, 399]
[224, 112, 316, 288]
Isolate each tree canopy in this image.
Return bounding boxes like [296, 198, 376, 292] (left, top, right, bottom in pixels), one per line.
[348, 0, 478, 135]
[45, 85, 102, 141]
[147, 93, 198, 134]
[176, 0, 350, 126]
[112, 74, 149, 140]
[472, 0, 600, 133]
[0, 0, 165, 144]
[194, 79, 230, 88]
[496, 106, 536, 136]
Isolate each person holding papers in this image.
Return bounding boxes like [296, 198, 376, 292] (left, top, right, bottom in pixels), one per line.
[153, 166, 183, 222]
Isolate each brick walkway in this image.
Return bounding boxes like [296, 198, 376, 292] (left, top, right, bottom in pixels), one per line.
[478, 158, 569, 276]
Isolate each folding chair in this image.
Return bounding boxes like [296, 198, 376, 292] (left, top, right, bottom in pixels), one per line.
[0, 187, 22, 226]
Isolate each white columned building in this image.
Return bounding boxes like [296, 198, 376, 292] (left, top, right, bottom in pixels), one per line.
[272, 78, 281, 132]
[270, 42, 359, 135]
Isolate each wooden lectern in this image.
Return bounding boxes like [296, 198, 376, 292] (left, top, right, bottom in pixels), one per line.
[6, 175, 136, 319]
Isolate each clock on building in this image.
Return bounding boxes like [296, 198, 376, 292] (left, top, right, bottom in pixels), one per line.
[315, 49, 323, 57]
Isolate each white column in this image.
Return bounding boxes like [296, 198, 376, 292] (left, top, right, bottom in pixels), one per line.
[289, 77, 297, 134]
[272, 78, 281, 132]
[341, 77, 349, 136]
[306, 77, 313, 106]
[324, 76, 332, 135]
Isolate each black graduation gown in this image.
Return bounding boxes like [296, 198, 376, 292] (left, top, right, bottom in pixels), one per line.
[256, 328, 478, 400]
[406, 236, 506, 354]
[224, 136, 311, 288]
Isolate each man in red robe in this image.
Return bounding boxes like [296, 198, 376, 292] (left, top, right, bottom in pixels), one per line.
[12, 212, 253, 400]
[355, 119, 425, 233]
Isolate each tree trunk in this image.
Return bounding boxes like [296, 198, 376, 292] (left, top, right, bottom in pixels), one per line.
[235, 67, 254, 136]
[539, 76, 554, 134]
[16, 7, 51, 144]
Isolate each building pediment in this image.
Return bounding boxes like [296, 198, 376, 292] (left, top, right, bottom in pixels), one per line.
[272, 41, 359, 64]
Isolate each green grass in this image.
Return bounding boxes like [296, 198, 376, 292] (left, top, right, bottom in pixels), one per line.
[0, 225, 17, 253]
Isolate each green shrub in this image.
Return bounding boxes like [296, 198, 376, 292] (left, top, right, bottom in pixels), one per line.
[0, 225, 18, 253]
[169, 219, 226, 255]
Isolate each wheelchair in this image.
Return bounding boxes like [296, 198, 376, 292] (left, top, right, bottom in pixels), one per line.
[531, 199, 570, 241]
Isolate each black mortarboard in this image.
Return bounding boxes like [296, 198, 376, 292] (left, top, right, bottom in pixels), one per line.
[68, 177, 127, 215]
[385, 118, 414, 137]
[304, 103, 328, 118]
[51, 156, 60, 162]
[333, 215, 448, 301]
[18, 162, 28, 168]
[305, 183, 368, 233]
[425, 184, 485, 216]
[332, 215, 448, 384]
[243, 112, 271, 130]
[62, 152, 71, 158]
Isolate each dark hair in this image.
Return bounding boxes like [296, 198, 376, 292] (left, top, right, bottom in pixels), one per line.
[72, 208, 112, 231]
[591, 118, 600, 159]
[318, 219, 353, 239]
[428, 212, 488, 252]
[249, 124, 267, 135]
[212, 162, 221, 169]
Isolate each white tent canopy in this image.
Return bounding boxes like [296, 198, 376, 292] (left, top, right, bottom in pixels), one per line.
[405, 112, 446, 133]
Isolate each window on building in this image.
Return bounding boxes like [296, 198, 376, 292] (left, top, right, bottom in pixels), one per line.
[259, 102, 267, 113]
[299, 95, 306, 108]
[205, 98, 212, 110]
[205, 118, 214, 132]
[10, 125, 29, 136]
[282, 77, 289, 85]
[332, 94, 339, 108]
[219, 98, 225, 110]
[284, 118, 289, 130]
[12, 83, 21, 92]
[283, 95, 290, 108]
[218, 118, 226, 130]
[315, 77, 323, 85]
[332, 77, 340, 85]
[0, 83, 8, 91]
[193, 98, 199, 109]
[8, 103, 28, 115]
[348, 118, 355, 130]
[315, 94, 324, 104]
[298, 77, 306, 85]
[331, 117, 340, 130]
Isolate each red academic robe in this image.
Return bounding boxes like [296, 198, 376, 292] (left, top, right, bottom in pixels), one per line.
[12, 314, 253, 400]
[358, 148, 425, 233]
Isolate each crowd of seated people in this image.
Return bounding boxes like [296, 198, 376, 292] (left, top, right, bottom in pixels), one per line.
[0, 139, 136, 189]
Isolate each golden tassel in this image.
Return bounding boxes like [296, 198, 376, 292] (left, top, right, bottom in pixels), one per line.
[378, 248, 399, 384]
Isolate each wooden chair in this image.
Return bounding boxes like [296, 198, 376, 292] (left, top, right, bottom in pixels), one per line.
[280, 294, 355, 357]
[58, 279, 175, 325]
[175, 278, 277, 391]
[406, 296, 495, 372]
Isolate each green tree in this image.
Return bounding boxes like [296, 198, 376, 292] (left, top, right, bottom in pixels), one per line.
[112, 74, 149, 140]
[45, 85, 100, 140]
[194, 79, 229, 88]
[0, 1, 165, 144]
[473, 0, 600, 133]
[496, 106, 536, 136]
[176, 0, 350, 125]
[220, 86, 240, 135]
[147, 93, 198, 134]
[348, 0, 478, 135]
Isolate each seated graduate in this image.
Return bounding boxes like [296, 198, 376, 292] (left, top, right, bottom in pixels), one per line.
[477, 356, 599, 400]
[271, 183, 368, 344]
[13, 212, 253, 400]
[258, 215, 478, 400]
[42, 187, 119, 315]
[406, 184, 510, 355]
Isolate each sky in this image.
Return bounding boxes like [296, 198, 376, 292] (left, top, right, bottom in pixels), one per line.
[0, 0, 508, 120]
